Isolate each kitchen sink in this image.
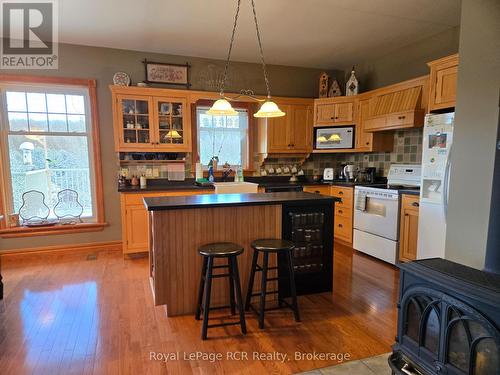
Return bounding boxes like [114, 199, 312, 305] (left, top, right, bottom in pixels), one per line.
[213, 182, 259, 194]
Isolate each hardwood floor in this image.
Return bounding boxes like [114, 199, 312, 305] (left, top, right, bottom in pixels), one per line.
[0, 243, 399, 374]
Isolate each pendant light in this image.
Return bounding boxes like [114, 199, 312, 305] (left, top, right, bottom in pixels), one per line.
[207, 0, 285, 118]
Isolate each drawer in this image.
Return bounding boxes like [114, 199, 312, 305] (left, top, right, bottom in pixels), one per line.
[335, 205, 352, 218]
[386, 111, 415, 128]
[401, 194, 420, 212]
[334, 216, 352, 242]
[330, 186, 353, 208]
[123, 190, 209, 206]
[303, 185, 331, 195]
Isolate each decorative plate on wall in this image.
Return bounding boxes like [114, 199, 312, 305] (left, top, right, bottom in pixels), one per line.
[113, 72, 131, 86]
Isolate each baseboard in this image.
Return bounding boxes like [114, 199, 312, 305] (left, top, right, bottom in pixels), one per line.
[0, 240, 122, 258]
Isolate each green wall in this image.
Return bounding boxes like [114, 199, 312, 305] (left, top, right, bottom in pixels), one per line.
[0, 43, 340, 251]
[349, 26, 460, 92]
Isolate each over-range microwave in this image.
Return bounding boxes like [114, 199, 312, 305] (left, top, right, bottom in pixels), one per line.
[313, 126, 355, 150]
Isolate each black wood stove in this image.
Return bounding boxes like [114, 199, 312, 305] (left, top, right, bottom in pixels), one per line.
[389, 258, 500, 375]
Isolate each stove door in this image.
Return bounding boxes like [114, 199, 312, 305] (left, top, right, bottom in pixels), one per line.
[354, 188, 399, 240]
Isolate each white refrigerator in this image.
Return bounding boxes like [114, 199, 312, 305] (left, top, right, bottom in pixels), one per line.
[417, 112, 455, 259]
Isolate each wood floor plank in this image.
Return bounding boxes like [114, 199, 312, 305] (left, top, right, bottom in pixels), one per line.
[0, 242, 398, 374]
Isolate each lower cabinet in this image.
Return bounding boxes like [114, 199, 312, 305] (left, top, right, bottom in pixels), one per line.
[399, 194, 420, 262]
[303, 185, 354, 244]
[120, 190, 212, 254]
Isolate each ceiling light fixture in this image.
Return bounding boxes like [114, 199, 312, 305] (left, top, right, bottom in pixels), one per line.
[207, 0, 285, 118]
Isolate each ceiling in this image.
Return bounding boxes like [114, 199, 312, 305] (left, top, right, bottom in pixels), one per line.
[59, 0, 461, 69]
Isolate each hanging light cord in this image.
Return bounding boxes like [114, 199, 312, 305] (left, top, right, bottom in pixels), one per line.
[250, 0, 271, 99]
[220, 0, 271, 101]
[220, 0, 241, 97]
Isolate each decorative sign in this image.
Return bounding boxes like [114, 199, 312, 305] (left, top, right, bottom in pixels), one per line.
[143, 59, 190, 87]
[319, 72, 329, 98]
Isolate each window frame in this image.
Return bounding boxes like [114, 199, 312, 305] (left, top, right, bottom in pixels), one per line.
[192, 99, 255, 173]
[0, 75, 105, 237]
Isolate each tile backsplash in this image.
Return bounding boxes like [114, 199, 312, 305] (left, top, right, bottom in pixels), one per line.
[262, 128, 423, 177]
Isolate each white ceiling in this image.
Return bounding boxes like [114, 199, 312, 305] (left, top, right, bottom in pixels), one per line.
[59, 0, 461, 69]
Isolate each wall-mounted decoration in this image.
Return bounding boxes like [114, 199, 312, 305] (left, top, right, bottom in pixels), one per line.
[328, 79, 342, 97]
[143, 59, 191, 88]
[54, 189, 84, 223]
[319, 72, 329, 98]
[346, 66, 359, 96]
[113, 72, 131, 86]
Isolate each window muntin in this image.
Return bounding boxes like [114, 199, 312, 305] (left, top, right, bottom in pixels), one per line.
[1, 85, 96, 221]
[196, 106, 249, 169]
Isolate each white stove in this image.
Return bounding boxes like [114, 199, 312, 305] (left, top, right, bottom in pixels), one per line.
[353, 164, 421, 264]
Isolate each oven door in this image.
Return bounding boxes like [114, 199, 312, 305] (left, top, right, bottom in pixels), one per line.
[353, 188, 399, 240]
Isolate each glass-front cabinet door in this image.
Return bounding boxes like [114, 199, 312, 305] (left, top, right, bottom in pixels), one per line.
[153, 97, 190, 151]
[116, 95, 153, 150]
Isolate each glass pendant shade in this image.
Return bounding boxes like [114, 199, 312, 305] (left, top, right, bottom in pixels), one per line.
[166, 130, 182, 139]
[254, 100, 285, 118]
[329, 134, 341, 142]
[206, 98, 238, 116]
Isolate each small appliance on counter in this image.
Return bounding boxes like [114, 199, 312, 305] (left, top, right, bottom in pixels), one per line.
[314, 126, 354, 150]
[323, 168, 335, 181]
[343, 164, 356, 181]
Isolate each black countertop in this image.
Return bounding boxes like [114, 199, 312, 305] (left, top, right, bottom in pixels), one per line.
[144, 192, 339, 211]
[119, 177, 385, 193]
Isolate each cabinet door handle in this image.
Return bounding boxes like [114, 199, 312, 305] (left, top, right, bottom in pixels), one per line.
[330, 117, 335, 120]
[411, 202, 420, 207]
[338, 210, 343, 214]
[338, 224, 343, 228]
[314, 190, 320, 194]
[338, 191, 343, 195]
[366, 142, 370, 145]
[398, 115, 406, 120]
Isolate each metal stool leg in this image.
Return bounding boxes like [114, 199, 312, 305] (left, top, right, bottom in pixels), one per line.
[245, 250, 259, 311]
[201, 257, 214, 340]
[228, 257, 236, 315]
[195, 257, 208, 320]
[286, 250, 301, 322]
[258, 251, 269, 329]
[231, 256, 247, 334]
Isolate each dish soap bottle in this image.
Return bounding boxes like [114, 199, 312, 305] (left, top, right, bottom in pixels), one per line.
[238, 167, 244, 182]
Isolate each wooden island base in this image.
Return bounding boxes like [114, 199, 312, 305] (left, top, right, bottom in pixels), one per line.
[150, 205, 282, 316]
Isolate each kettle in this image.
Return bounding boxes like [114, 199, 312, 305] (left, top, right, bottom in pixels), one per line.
[343, 165, 356, 181]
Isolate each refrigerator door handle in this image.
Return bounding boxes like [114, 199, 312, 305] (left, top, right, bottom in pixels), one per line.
[443, 145, 452, 221]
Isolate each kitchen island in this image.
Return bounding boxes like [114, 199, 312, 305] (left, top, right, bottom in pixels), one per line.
[144, 192, 337, 316]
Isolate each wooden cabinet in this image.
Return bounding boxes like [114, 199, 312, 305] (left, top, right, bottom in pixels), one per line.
[303, 185, 331, 195]
[355, 99, 394, 152]
[363, 76, 428, 132]
[111, 87, 191, 152]
[427, 54, 459, 112]
[330, 186, 354, 244]
[314, 97, 356, 126]
[120, 190, 211, 254]
[258, 100, 314, 154]
[399, 194, 420, 262]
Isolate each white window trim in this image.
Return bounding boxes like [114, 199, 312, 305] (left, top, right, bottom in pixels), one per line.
[0, 82, 98, 223]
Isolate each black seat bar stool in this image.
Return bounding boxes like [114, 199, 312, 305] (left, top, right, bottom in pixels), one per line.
[195, 242, 247, 340]
[245, 239, 301, 329]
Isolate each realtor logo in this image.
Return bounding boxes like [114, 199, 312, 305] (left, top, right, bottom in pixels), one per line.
[1, 0, 58, 69]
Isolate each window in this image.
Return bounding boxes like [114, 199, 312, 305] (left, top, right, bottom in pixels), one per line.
[0, 77, 104, 234]
[196, 105, 249, 169]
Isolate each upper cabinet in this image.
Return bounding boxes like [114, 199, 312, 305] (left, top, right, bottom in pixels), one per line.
[363, 76, 428, 132]
[314, 97, 356, 126]
[111, 86, 191, 152]
[257, 99, 313, 154]
[427, 54, 459, 112]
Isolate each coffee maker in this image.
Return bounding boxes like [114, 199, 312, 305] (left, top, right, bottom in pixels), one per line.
[343, 165, 356, 181]
[365, 167, 376, 183]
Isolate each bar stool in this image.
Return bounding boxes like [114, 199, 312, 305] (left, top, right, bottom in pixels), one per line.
[195, 242, 247, 340]
[245, 239, 301, 329]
